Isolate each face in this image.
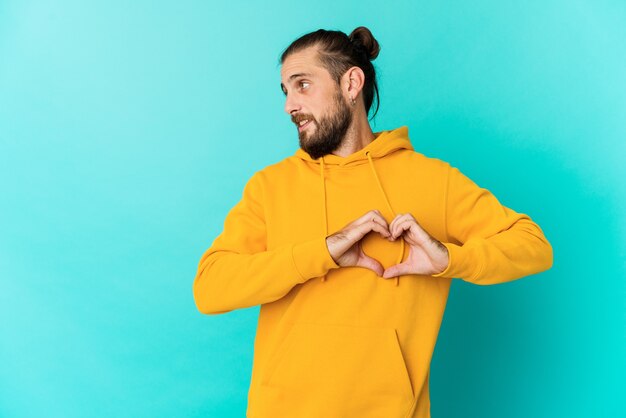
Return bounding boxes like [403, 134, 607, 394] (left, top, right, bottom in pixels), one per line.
[280, 47, 353, 159]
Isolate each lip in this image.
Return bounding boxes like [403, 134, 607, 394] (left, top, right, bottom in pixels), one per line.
[297, 120, 312, 132]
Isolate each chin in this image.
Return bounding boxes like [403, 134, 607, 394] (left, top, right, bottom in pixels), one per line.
[298, 126, 316, 142]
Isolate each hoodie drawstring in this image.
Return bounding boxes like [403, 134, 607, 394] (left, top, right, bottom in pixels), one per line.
[320, 157, 328, 282]
[365, 151, 405, 286]
[317, 152, 405, 287]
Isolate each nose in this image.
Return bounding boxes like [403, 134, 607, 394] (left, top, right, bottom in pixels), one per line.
[284, 93, 301, 116]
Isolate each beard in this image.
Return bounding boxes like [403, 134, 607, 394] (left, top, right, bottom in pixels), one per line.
[298, 89, 353, 160]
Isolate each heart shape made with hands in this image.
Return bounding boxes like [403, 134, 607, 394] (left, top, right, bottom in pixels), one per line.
[327, 210, 449, 279]
[381, 213, 449, 278]
[358, 230, 404, 275]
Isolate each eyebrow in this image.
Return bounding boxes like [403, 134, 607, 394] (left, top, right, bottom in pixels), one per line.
[280, 72, 313, 93]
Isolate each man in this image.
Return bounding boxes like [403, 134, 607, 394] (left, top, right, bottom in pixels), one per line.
[193, 26, 553, 418]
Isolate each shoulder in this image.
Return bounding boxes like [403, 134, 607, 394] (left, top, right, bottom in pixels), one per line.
[394, 148, 453, 174]
[245, 155, 303, 188]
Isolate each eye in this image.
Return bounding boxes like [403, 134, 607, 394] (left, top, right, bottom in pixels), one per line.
[299, 80, 310, 90]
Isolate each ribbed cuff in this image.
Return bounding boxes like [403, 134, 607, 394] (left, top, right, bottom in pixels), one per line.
[291, 237, 339, 282]
[431, 241, 474, 279]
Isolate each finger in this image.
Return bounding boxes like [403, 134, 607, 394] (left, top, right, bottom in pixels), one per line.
[390, 217, 415, 240]
[353, 210, 389, 229]
[361, 210, 390, 232]
[382, 261, 414, 278]
[389, 213, 412, 239]
[393, 215, 427, 242]
[339, 221, 390, 252]
[352, 210, 381, 226]
[357, 251, 385, 277]
[357, 219, 391, 238]
[371, 212, 390, 232]
[388, 213, 405, 231]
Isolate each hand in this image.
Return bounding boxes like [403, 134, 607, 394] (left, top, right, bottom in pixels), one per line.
[383, 213, 449, 278]
[326, 210, 390, 276]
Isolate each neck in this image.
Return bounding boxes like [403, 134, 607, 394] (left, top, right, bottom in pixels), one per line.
[331, 113, 375, 157]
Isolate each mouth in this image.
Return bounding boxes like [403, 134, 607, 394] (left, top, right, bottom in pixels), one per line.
[297, 119, 312, 132]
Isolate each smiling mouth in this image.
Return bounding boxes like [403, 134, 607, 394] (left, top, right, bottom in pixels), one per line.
[297, 120, 312, 132]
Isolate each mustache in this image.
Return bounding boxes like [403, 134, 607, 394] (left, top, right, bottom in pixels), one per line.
[292, 114, 315, 124]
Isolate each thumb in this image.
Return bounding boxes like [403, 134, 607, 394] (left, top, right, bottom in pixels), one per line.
[357, 253, 385, 277]
[382, 261, 413, 279]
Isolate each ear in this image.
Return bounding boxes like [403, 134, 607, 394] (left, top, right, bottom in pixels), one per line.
[341, 66, 365, 101]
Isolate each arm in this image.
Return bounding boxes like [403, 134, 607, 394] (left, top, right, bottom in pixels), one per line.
[431, 164, 553, 284]
[193, 171, 339, 315]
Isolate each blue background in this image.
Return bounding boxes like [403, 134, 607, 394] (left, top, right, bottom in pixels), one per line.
[1, 1, 624, 417]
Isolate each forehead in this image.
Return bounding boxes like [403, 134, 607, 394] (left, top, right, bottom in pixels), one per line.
[280, 47, 328, 82]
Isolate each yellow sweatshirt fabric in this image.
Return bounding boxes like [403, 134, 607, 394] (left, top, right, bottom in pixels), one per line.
[193, 126, 553, 418]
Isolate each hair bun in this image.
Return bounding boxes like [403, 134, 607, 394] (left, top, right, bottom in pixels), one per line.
[348, 26, 380, 60]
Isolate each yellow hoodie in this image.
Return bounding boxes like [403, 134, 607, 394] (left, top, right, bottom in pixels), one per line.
[193, 126, 553, 418]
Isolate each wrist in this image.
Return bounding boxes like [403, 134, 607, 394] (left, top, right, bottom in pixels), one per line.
[435, 242, 450, 274]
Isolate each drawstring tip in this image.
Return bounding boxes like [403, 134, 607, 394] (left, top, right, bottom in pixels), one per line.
[320, 275, 327, 282]
[394, 276, 399, 286]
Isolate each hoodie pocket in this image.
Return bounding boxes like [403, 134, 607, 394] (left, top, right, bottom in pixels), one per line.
[259, 322, 415, 417]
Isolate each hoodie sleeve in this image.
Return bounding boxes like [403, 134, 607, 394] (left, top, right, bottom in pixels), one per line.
[193, 171, 339, 315]
[431, 164, 553, 284]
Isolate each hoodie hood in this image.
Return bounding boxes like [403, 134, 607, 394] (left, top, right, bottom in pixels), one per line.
[294, 126, 414, 286]
[294, 125, 414, 166]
